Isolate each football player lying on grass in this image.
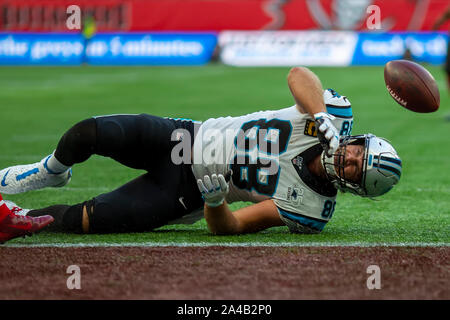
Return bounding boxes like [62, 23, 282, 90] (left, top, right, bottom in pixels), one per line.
[0, 67, 402, 243]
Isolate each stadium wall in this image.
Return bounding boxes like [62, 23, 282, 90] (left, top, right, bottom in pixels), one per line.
[0, 0, 449, 32]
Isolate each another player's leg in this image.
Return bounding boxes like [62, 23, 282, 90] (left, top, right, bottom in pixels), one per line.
[0, 193, 54, 244]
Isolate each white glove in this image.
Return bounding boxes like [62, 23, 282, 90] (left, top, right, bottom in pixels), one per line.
[197, 173, 230, 208]
[314, 112, 340, 157]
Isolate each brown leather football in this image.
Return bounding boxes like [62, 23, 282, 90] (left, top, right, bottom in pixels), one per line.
[384, 60, 440, 113]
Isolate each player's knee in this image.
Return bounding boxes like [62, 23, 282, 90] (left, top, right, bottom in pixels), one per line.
[66, 118, 96, 149]
[55, 118, 97, 165]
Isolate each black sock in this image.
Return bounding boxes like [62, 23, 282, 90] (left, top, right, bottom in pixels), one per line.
[28, 204, 84, 233]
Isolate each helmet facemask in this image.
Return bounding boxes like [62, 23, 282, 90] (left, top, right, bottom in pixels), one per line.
[321, 135, 369, 196]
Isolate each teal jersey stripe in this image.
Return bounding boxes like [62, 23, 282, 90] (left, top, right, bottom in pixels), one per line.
[326, 106, 353, 118]
[278, 209, 327, 231]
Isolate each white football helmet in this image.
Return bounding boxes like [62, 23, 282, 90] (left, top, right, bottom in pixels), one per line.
[321, 134, 402, 197]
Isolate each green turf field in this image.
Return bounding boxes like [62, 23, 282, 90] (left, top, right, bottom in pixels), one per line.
[0, 65, 449, 245]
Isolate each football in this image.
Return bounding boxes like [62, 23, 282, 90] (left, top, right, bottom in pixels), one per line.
[384, 60, 440, 113]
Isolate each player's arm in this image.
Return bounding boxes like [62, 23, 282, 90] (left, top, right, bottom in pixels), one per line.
[197, 173, 283, 234]
[204, 199, 284, 235]
[287, 66, 327, 116]
[287, 66, 340, 156]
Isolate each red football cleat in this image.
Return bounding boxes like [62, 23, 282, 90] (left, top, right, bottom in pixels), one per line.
[0, 214, 54, 244]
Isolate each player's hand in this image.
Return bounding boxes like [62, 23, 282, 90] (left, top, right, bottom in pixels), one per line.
[197, 173, 230, 208]
[314, 112, 339, 157]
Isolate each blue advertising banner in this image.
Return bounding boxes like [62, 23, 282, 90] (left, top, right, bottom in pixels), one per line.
[0, 32, 446, 66]
[0, 33, 84, 65]
[218, 31, 448, 67]
[85, 33, 217, 65]
[0, 33, 217, 65]
[352, 32, 448, 65]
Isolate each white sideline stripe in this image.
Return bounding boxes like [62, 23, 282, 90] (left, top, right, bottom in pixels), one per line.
[4, 241, 449, 248]
[0, 200, 4, 206]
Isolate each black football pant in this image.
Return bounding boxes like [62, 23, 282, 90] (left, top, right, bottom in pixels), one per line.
[28, 114, 204, 233]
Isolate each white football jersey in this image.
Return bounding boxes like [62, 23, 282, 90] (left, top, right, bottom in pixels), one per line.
[191, 89, 354, 233]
